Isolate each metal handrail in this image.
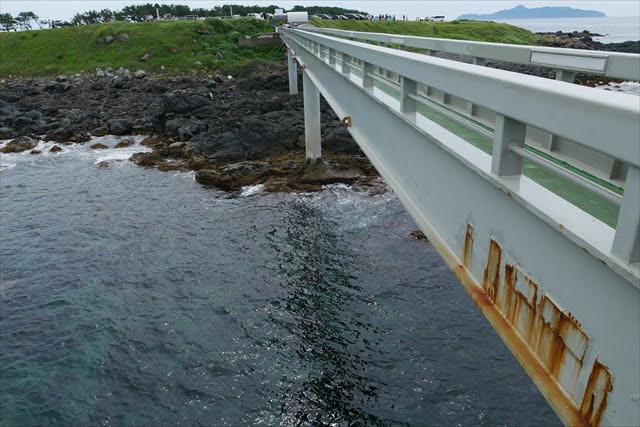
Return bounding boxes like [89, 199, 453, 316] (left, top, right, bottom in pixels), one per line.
[283, 29, 640, 168]
[509, 144, 623, 206]
[303, 27, 640, 81]
[360, 69, 623, 202]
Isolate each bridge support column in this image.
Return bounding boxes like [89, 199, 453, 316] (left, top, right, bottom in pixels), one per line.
[287, 50, 298, 95]
[492, 115, 526, 176]
[303, 72, 321, 160]
[612, 165, 640, 263]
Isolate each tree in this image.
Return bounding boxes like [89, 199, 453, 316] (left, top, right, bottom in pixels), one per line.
[99, 9, 115, 22]
[16, 11, 38, 30]
[0, 13, 16, 31]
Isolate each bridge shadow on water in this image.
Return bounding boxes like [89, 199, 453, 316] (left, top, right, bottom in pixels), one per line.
[263, 198, 391, 425]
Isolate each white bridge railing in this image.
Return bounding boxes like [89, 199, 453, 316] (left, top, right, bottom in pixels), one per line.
[281, 28, 639, 427]
[301, 28, 640, 183]
[302, 27, 640, 81]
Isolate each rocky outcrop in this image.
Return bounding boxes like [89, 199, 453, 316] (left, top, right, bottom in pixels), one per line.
[0, 136, 38, 153]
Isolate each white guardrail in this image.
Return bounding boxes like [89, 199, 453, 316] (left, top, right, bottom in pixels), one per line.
[303, 27, 640, 81]
[281, 28, 640, 427]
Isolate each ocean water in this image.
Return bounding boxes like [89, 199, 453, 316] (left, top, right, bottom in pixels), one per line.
[0, 137, 560, 425]
[493, 16, 640, 43]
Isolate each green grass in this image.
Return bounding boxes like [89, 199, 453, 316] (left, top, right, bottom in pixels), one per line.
[311, 19, 542, 45]
[0, 18, 284, 77]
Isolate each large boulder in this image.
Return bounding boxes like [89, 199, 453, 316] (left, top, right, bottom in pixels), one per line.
[0, 136, 38, 153]
[109, 119, 133, 135]
[162, 90, 209, 114]
[130, 151, 163, 167]
[47, 126, 73, 143]
[190, 131, 246, 163]
[177, 120, 207, 141]
[195, 161, 271, 191]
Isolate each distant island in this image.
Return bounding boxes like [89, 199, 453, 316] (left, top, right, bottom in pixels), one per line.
[458, 5, 606, 20]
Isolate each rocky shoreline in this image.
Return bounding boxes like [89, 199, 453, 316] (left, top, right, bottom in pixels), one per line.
[0, 64, 383, 193]
[1, 34, 638, 192]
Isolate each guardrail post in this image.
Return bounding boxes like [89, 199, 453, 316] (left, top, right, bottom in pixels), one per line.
[400, 77, 417, 120]
[492, 115, 527, 176]
[473, 57, 486, 67]
[465, 58, 486, 116]
[556, 70, 576, 83]
[341, 54, 352, 75]
[362, 62, 374, 91]
[319, 44, 326, 61]
[328, 48, 336, 67]
[541, 71, 577, 148]
[612, 165, 640, 263]
[286, 50, 298, 95]
[303, 72, 322, 160]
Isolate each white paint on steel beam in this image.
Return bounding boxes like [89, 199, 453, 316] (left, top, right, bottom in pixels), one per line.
[303, 71, 321, 160]
[531, 51, 607, 73]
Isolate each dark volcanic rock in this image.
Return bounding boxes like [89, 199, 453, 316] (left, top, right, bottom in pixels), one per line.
[0, 91, 20, 102]
[0, 127, 18, 139]
[110, 119, 133, 135]
[178, 120, 208, 141]
[196, 161, 271, 190]
[47, 126, 73, 143]
[190, 131, 245, 163]
[0, 100, 14, 115]
[162, 90, 209, 114]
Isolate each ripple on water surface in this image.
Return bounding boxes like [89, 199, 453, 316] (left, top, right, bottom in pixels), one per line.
[0, 139, 560, 426]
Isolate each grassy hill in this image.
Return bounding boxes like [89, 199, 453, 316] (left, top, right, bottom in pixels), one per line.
[0, 18, 283, 77]
[0, 18, 542, 77]
[310, 19, 542, 45]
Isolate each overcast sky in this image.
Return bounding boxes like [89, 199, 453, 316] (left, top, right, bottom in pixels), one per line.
[2, 1, 639, 21]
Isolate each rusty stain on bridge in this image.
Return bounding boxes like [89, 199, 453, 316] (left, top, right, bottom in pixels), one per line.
[476, 235, 612, 426]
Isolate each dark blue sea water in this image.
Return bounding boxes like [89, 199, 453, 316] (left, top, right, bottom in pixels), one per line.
[0, 137, 559, 426]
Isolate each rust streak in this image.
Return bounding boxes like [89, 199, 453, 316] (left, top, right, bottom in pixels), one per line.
[580, 359, 613, 426]
[450, 264, 588, 427]
[483, 239, 501, 303]
[463, 224, 473, 269]
[503, 264, 515, 316]
[419, 225, 588, 427]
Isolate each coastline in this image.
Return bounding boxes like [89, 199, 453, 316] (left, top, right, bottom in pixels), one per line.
[1, 35, 638, 192]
